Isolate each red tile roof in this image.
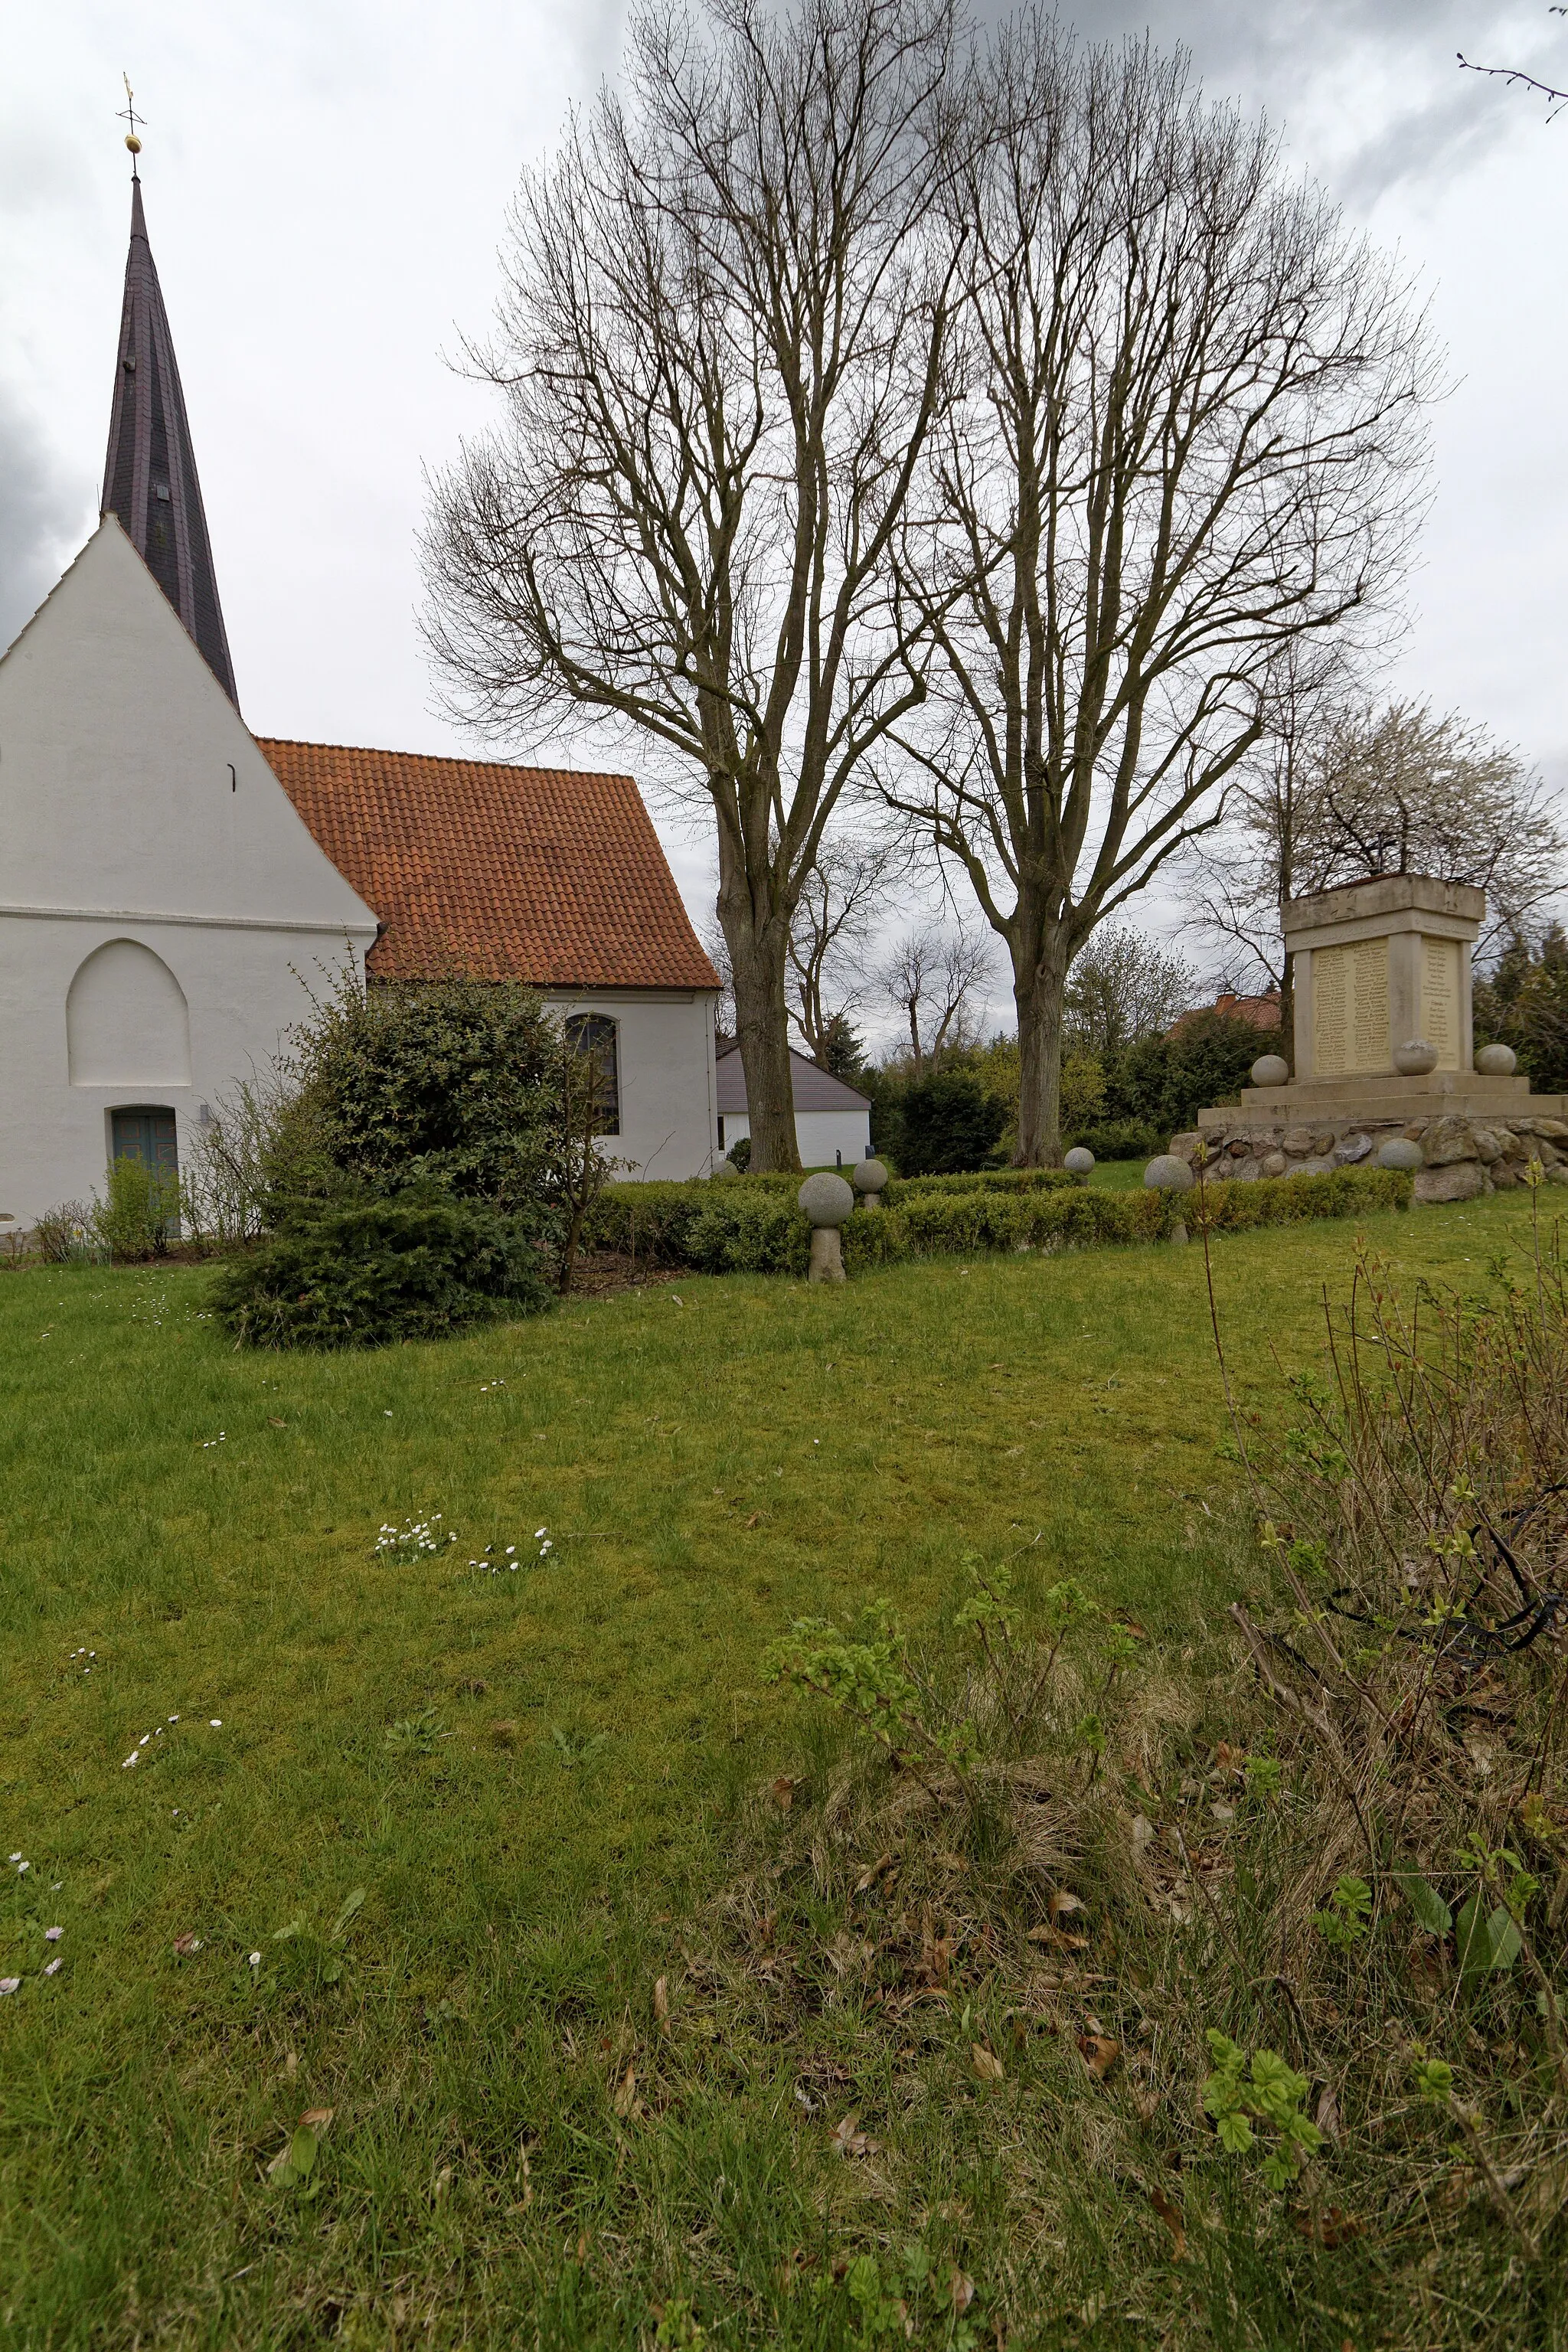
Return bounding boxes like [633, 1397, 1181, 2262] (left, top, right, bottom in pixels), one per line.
[257, 739, 719, 991]
[1171, 991, 1282, 1036]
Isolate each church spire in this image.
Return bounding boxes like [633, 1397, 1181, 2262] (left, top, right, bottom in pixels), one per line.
[102, 137, 238, 705]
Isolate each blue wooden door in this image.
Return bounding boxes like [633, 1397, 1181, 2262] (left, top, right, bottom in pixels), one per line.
[111, 1109, 179, 1179]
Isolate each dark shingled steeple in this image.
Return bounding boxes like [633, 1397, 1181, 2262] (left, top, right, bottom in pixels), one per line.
[102, 172, 237, 704]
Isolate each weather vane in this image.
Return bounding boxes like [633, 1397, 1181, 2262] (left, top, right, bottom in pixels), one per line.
[116, 74, 145, 163]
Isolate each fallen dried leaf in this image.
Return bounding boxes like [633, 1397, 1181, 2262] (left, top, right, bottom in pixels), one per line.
[1130, 1814, 1155, 1854]
[653, 1975, 670, 2030]
[771, 1775, 799, 1811]
[1150, 2186, 1187, 2259]
[1027, 1922, 1089, 1950]
[1077, 2033, 1120, 2080]
[1295, 2206, 1362, 2249]
[828, 2112, 881, 2158]
[612, 2063, 638, 2118]
[743, 1511, 762, 1530]
[1049, 1889, 1086, 1919]
[972, 2043, 1006, 2082]
[1315, 2084, 1341, 2142]
[949, 2267, 975, 2313]
[299, 2106, 334, 2129]
[172, 1932, 201, 1957]
[267, 1417, 286, 1429]
[854, 1852, 895, 1895]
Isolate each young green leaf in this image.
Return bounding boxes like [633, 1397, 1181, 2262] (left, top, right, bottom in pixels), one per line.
[1394, 1868, 1452, 1938]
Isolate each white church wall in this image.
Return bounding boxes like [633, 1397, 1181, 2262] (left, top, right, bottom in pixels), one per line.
[545, 988, 719, 1181]
[0, 521, 377, 1227]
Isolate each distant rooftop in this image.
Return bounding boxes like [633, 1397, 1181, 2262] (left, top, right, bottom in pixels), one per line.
[715, 1042, 871, 1114]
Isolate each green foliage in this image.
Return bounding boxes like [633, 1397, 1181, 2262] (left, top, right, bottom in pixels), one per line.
[1064, 1118, 1166, 1163]
[897, 1069, 1008, 1174]
[1474, 926, 1568, 1093]
[270, 975, 564, 1220]
[1201, 2033, 1323, 2189]
[763, 1602, 977, 1791]
[1101, 1011, 1267, 1134]
[210, 1188, 555, 1349]
[1312, 1873, 1372, 1949]
[93, 1156, 179, 1262]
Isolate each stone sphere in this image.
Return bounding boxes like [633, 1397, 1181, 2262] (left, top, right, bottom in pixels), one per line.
[1475, 1042, 1517, 1077]
[1377, 1137, 1425, 1171]
[1393, 1038, 1439, 1076]
[1250, 1054, 1289, 1089]
[798, 1171, 855, 1227]
[1144, 1154, 1195, 1194]
[1063, 1146, 1095, 1175]
[851, 1157, 889, 1194]
[711, 1160, 740, 1181]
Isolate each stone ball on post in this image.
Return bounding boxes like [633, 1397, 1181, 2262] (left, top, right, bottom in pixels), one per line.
[1250, 1054, 1289, 1089]
[851, 1157, 889, 1209]
[1475, 1042, 1517, 1077]
[799, 1171, 855, 1283]
[1144, 1152, 1194, 1246]
[1393, 1039, 1439, 1076]
[1377, 1137, 1424, 1171]
[711, 1159, 740, 1181]
[1063, 1146, 1095, 1176]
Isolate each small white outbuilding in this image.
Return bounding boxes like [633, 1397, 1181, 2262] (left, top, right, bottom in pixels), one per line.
[715, 1043, 873, 1169]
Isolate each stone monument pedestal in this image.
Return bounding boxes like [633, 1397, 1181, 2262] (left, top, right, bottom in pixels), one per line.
[1187, 876, 1568, 1201]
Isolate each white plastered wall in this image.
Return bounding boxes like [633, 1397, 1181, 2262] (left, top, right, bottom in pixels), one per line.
[0, 521, 378, 1226]
[544, 989, 720, 1181]
[717, 1107, 871, 1168]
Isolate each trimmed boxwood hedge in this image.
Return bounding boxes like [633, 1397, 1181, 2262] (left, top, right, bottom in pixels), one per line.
[580, 1164, 1413, 1277]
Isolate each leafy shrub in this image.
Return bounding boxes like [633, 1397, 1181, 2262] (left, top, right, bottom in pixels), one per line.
[683, 1190, 810, 1276]
[93, 1157, 178, 1261]
[885, 1168, 1079, 1201]
[268, 977, 564, 1223]
[1474, 926, 1568, 1094]
[1101, 1011, 1267, 1134]
[211, 1190, 554, 1349]
[1065, 1119, 1165, 1163]
[30, 1200, 101, 1266]
[898, 1070, 1008, 1174]
[726, 1135, 753, 1171]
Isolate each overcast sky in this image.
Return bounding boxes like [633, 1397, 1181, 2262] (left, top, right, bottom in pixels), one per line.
[2, 0, 1563, 1031]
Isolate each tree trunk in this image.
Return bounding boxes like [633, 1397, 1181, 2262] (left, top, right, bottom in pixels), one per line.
[1013, 923, 1072, 1166]
[720, 886, 800, 1174]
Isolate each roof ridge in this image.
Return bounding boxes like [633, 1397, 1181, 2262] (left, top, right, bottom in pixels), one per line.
[255, 735, 637, 784]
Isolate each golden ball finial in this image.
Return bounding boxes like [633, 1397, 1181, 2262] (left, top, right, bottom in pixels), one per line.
[125, 132, 142, 154]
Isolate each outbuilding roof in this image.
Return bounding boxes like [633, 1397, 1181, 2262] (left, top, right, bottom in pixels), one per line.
[715, 1043, 871, 1114]
[258, 739, 719, 992]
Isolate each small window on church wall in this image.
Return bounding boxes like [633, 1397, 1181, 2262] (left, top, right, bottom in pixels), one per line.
[564, 1013, 620, 1136]
[67, 940, 191, 1088]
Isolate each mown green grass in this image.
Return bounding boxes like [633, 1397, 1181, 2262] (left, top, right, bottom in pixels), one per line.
[0, 1194, 1541, 2348]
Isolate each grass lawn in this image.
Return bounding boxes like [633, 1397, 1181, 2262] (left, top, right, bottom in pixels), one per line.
[0, 1191, 1544, 2347]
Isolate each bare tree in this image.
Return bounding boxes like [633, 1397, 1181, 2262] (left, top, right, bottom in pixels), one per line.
[422, 0, 962, 1170]
[884, 17, 1436, 1161]
[877, 921, 991, 1071]
[1195, 698, 1567, 1055]
[787, 836, 900, 1064]
[1063, 926, 1197, 1057]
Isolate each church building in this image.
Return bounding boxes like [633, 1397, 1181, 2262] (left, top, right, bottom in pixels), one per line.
[0, 169, 720, 1233]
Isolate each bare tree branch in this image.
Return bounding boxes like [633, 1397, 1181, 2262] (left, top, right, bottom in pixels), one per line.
[422, 0, 965, 1169]
[881, 15, 1437, 1160]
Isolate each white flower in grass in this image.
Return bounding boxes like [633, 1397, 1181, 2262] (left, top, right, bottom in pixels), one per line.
[44, 1927, 62, 1942]
[209, 1720, 223, 1729]
[16, 1861, 28, 1873]
[248, 1952, 261, 1968]
[43, 1959, 62, 1978]
[7, 1854, 18, 1864]
[0, 1978, 18, 1996]
[122, 1754, 139, 1769]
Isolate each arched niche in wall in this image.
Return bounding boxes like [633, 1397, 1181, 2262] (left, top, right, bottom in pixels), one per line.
[67, 939, 192, 1088]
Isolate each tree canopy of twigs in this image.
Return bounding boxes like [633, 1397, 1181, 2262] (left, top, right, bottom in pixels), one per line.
[1063, 925, 1198, 1058]
[786, 837, 900, 1068]
[422, 0, 962, 1171]
[1194, 697, 1566, 1058]
[876, 920, 991, 1072]
[883, 15, 1437, 1161]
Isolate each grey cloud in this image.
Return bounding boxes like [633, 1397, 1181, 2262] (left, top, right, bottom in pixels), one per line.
[0, 384, 91, 658]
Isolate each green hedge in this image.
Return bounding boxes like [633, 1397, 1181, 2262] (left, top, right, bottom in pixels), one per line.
[885, 1168, 1080, 1204]
[580, 1164, 1411, 1277]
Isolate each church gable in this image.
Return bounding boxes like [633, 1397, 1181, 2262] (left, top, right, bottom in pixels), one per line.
[0, 520, 377, 938]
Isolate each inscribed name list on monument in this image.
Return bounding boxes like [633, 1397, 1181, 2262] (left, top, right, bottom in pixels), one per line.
[1419, 936, 1462, 1070]
[1312, 939, 1390, 1077]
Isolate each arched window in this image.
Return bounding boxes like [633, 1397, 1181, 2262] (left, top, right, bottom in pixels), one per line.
[564, 1012, 620, 1136]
